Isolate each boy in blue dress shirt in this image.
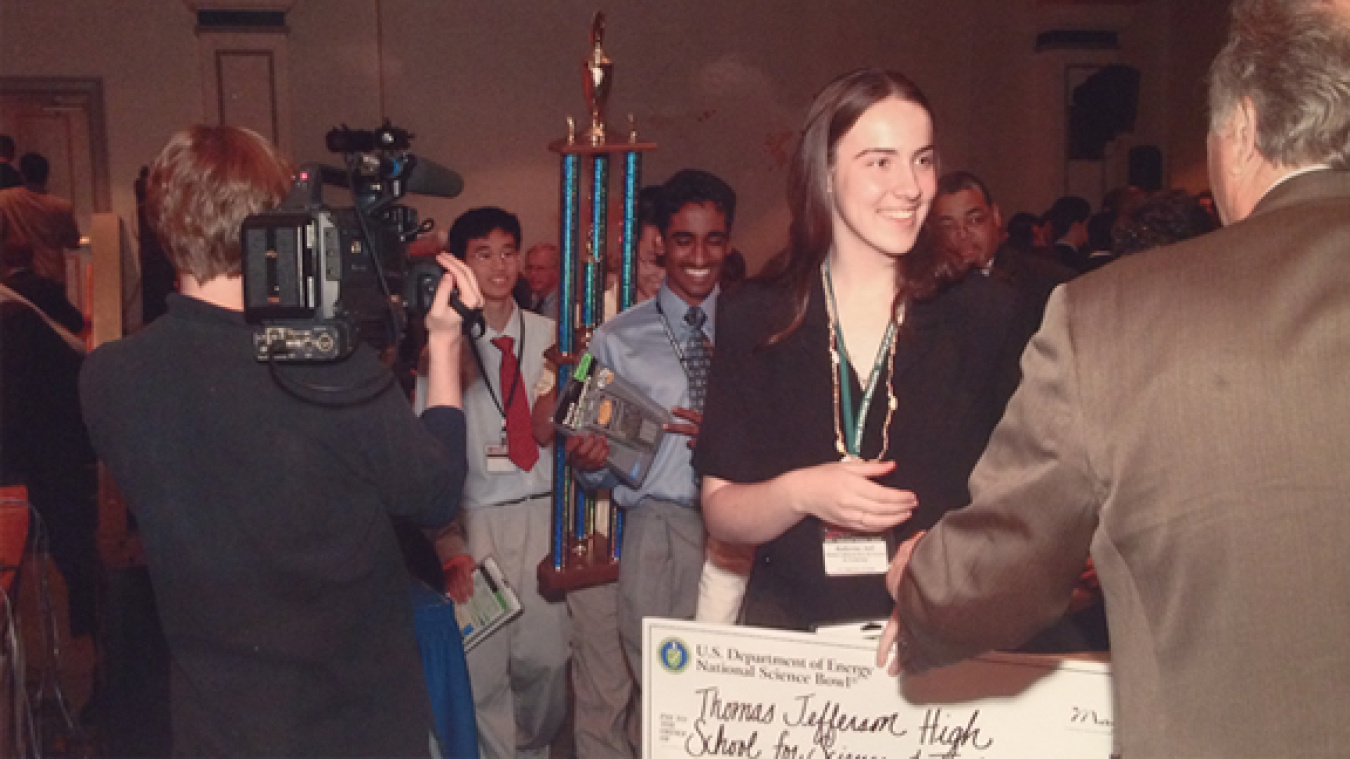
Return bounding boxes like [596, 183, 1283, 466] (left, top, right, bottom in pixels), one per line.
[567, 168, 736, 706]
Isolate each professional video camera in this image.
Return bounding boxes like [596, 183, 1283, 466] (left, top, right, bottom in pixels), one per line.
[240, 122, 464, 363]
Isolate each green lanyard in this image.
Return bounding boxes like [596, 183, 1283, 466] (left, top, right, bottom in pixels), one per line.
[823, 260, 897, 458]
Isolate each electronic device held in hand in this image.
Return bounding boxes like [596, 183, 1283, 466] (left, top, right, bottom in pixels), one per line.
[553, 354, 669, 488]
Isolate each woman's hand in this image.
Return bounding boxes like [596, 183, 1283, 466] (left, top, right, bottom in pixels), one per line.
[787, 459, 917, 534]
[703, 464, 917, 546]
[424, 253, 483, 409]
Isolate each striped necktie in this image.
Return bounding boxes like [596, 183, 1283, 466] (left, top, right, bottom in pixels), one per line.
[683, 305, 712, 412]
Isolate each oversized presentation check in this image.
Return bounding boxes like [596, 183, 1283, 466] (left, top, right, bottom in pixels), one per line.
[644, 619, 1115, 759]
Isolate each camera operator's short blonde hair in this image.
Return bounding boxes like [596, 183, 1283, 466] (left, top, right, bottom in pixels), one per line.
[1209, 0, 1350, 169]
[146, 125, 292, 283]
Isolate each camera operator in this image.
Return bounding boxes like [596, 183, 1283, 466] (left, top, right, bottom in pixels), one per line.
[79, 125, 479, 757]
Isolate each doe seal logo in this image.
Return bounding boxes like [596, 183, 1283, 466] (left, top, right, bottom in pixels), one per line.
[657, 638, 690, 673]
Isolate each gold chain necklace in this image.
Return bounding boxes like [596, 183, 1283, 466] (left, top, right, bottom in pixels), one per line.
[821, 262, 903, 463]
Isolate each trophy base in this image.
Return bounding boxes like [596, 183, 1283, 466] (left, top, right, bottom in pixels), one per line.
[537, 533, 620, 598]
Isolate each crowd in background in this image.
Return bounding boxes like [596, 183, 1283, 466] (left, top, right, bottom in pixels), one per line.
[4, 0, 1350, 757]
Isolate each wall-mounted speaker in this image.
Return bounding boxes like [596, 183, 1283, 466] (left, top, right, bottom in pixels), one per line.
[197, 10, 287, 30]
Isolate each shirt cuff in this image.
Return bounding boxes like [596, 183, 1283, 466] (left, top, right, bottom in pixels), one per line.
[420, 406, 467, 449]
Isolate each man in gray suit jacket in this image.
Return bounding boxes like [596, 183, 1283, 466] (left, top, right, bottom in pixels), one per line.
[880, 1, 1350, 757]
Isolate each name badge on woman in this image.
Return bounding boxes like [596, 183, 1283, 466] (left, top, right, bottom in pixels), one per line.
[820, 523, 890, 576]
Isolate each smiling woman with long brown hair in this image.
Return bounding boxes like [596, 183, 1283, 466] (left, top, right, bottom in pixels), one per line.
[693, 69, 1039, 630]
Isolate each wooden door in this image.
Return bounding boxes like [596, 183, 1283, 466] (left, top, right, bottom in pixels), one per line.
[0, 79, 109, 232]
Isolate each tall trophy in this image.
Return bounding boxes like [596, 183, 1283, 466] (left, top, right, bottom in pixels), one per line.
[538, 10, 657, 595]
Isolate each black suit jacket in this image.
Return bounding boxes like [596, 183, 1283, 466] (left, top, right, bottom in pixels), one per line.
[1052, 240, 1087, 272]
[989, 243, 1076, 318]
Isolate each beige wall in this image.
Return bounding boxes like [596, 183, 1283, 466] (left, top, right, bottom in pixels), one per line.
[0, 0, 1230, 271]
[1167, 0, 1233, 193]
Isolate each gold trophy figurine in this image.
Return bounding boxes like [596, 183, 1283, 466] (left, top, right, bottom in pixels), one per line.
[583, 11, 613, 146]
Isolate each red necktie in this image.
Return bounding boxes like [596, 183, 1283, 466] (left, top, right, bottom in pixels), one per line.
[491, 335, 539, 472]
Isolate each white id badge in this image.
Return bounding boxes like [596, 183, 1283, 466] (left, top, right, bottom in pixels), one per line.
[820, 523, 890, 576]
[485, 442, 513, 473]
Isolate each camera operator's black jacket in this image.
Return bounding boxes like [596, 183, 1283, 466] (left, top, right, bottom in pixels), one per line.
[81, 293, 466, 757]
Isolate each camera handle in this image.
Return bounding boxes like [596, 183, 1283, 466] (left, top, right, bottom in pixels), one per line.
[450, 289, 485, 338]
